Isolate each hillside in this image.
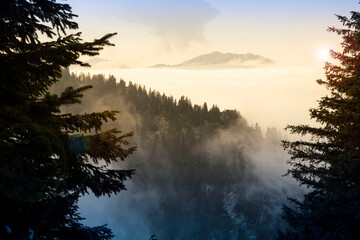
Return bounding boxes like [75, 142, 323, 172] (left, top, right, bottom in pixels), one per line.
[52, 69, 299, 240]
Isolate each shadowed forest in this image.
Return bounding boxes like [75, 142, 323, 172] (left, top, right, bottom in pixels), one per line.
[52, 70, 302, 239]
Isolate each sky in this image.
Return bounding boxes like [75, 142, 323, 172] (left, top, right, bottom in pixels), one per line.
[66, 0, 359, 130]
[67, 0, 358, 67]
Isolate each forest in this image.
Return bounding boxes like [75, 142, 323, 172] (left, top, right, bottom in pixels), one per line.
[52, 70, 301, 239]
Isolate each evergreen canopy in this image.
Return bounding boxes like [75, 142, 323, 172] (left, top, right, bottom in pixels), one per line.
[279, 6, 360, 240]
[0, 0, 135, 239]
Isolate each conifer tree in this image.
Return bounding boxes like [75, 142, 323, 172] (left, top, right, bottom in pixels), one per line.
[0, 0, 135, 239]
[279, 7, 360, 240]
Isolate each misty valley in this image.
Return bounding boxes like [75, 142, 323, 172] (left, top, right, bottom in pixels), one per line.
[52, 70, 304, 240]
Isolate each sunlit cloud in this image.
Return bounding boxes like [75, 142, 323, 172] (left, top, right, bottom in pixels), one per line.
[118, 0, 219, 49]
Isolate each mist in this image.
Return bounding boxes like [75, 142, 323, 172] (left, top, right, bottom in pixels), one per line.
[69, 66, 326, 132]
[54, 70, 306, 239]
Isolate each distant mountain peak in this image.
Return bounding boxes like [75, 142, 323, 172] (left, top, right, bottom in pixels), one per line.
[151, 51, 274, 69]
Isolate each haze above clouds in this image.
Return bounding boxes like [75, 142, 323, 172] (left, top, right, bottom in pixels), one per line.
[117, 0, 219, 49]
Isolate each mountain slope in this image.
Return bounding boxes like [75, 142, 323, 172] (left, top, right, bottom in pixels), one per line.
[53, 70, 296, 240]
[151, 51, 274, 69]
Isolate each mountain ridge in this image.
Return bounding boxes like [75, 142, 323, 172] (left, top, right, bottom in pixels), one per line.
[151, 51, 274, 69]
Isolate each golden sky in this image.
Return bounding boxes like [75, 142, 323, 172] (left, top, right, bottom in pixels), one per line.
[66, 0, 359, 131]
[67, 0, 357, 67]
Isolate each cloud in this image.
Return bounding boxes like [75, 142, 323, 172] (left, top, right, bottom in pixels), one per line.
[118, 0, 219, 48]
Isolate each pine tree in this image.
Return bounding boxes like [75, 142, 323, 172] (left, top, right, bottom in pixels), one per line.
[279, 7, 360, 240]
[0, 1, 135, 239]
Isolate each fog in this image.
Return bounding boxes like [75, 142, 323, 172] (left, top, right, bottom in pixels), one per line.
[70, 66, 326, 132]
[78, 122, 302, 239]
[56, 69, 311, 239]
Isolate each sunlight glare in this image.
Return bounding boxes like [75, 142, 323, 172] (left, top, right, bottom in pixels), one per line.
[316, 46, 331, 61]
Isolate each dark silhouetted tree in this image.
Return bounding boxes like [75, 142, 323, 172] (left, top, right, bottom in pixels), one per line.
[0, 0, 135, 239]
[279, 7, 360, 240]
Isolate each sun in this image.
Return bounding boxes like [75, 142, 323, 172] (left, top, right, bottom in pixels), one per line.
[316, 46, 331, 61]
